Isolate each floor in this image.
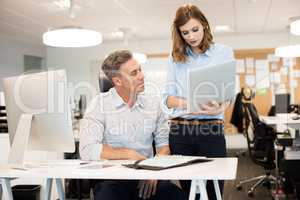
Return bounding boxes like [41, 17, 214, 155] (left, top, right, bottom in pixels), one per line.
[224, 149, 274, 200]
[223, 149, 297, 200]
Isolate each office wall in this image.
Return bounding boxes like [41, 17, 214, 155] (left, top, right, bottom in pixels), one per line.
[46, 32, 300, 107]
[46, 38, 172, 101]
[46, 32, 300, 82]
[0, 37, 46, 91]
[46, 38, 172, 82]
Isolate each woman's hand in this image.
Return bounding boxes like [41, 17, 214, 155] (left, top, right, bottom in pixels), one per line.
[191, 101, 231, 115]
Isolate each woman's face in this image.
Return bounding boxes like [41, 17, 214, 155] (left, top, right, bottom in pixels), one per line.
[179, 18, 204, 48]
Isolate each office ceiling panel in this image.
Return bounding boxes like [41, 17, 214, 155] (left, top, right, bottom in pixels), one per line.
[0, 0, 300, 45]
[235, 0, 273, 33]
[266, 0, 300, 32]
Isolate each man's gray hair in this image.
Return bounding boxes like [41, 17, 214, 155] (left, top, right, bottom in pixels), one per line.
[101, 50, 133, 82]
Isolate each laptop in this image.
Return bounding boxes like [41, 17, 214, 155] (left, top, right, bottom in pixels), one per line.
[187, 60, 236, 113]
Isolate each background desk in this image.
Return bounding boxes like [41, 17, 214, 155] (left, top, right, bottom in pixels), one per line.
[260, 115, 300, 131]
[0, 158, 237, 200]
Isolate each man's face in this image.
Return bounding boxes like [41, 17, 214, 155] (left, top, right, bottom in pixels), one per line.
[117, 58, 145, 94]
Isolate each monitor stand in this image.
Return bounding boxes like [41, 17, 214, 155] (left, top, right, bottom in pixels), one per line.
[5, 114, 66, 200]
[8, 114, 33, 169]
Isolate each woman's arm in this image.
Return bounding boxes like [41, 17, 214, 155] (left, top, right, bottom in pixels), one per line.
[167, 96, 231, 116]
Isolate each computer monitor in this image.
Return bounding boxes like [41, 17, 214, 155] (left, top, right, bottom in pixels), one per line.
[275, 93, 291, 114]
[2, 69, 75, 167]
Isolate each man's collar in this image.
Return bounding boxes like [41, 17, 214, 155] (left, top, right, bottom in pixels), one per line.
[110, 88, 126, 109]
[110, 88, 145, 109]
[136, 94, 145, 108]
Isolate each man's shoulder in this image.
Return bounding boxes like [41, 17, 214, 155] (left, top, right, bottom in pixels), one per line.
[89, 92, 111, 105]
[139, 94, 162, 111]
[84, 92, 113, 115]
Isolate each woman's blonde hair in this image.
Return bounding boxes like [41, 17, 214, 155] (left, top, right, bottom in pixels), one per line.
[171, 4, 213, 63]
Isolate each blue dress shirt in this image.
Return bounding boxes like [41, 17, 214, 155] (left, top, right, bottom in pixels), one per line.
[163, 43, 234, 120]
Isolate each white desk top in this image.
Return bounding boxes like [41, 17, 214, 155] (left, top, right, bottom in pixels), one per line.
[261, 115, 300, 125]
[0, 157, 238, 181]
[0, 133, 8, 139]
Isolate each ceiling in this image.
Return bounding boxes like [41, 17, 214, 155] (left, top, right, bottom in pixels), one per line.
[0, 0, 300, 45]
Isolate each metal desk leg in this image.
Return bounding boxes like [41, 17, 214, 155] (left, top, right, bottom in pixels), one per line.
[76, 179, 82, 200]
[45, 178, 65, 200]
[213, 180, 222, 200]
[55, 179, 65, 200]
[1, 178, 13, 200]
[45, 178, 53, 200]
[198, 180, 208, 200]
[189, 180, 197, 200]
[0, 182, 2, 200]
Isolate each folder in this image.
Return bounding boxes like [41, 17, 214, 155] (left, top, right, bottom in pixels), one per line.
[123, 155, 212, 170]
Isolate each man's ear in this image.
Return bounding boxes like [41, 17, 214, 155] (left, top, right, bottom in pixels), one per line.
[112, 76, 122, 86]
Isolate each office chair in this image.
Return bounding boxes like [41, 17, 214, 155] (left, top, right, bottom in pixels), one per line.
[99, 76, 113, 93]
[230, 91, 247, 157]
[0, 106, 8, 133]
[235, 88, 277, 197]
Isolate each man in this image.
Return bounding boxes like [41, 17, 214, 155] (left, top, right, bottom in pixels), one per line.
[79, 50, 184, 200]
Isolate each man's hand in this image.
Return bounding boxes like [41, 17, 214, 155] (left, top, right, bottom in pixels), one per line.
[128, 149, 146, 160]
[137, 180, 158, 199]
[101, 145, 146, 160]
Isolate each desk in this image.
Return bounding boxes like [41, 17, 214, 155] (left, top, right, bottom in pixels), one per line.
[0, 158, 237, 200]
[260, 115, 300, 132]
[262, 117, 300, 198]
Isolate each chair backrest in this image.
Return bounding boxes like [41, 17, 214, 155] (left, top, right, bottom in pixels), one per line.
[99, 76, 113, 93]
[241, 89, 275, 168]
[0, 105, 8, 133]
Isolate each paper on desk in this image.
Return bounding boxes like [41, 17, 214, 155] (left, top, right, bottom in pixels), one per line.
[138, 155, 207, 168]
[40, 159, 106, 166]
[77, 163, 114, 170]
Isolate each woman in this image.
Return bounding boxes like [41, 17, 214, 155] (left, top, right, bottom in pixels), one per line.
[163, 4, 234, 200]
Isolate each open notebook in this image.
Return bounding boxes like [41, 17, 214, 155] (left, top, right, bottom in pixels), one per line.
[124, 155, 212, 170]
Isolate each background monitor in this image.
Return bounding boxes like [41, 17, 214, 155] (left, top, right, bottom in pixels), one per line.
[275, 93, 291, 114]
[2, 69, 75, 166]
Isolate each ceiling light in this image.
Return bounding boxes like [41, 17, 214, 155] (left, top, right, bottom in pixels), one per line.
[43, 27, 103, 48]
[214, 25, 233, 33]
[53, 0, 70, 9]
[111, 31, 124, 39]
[290, 19, 300, 35]
[133, 53, 147, 64]
[275, 45, 300, 58]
